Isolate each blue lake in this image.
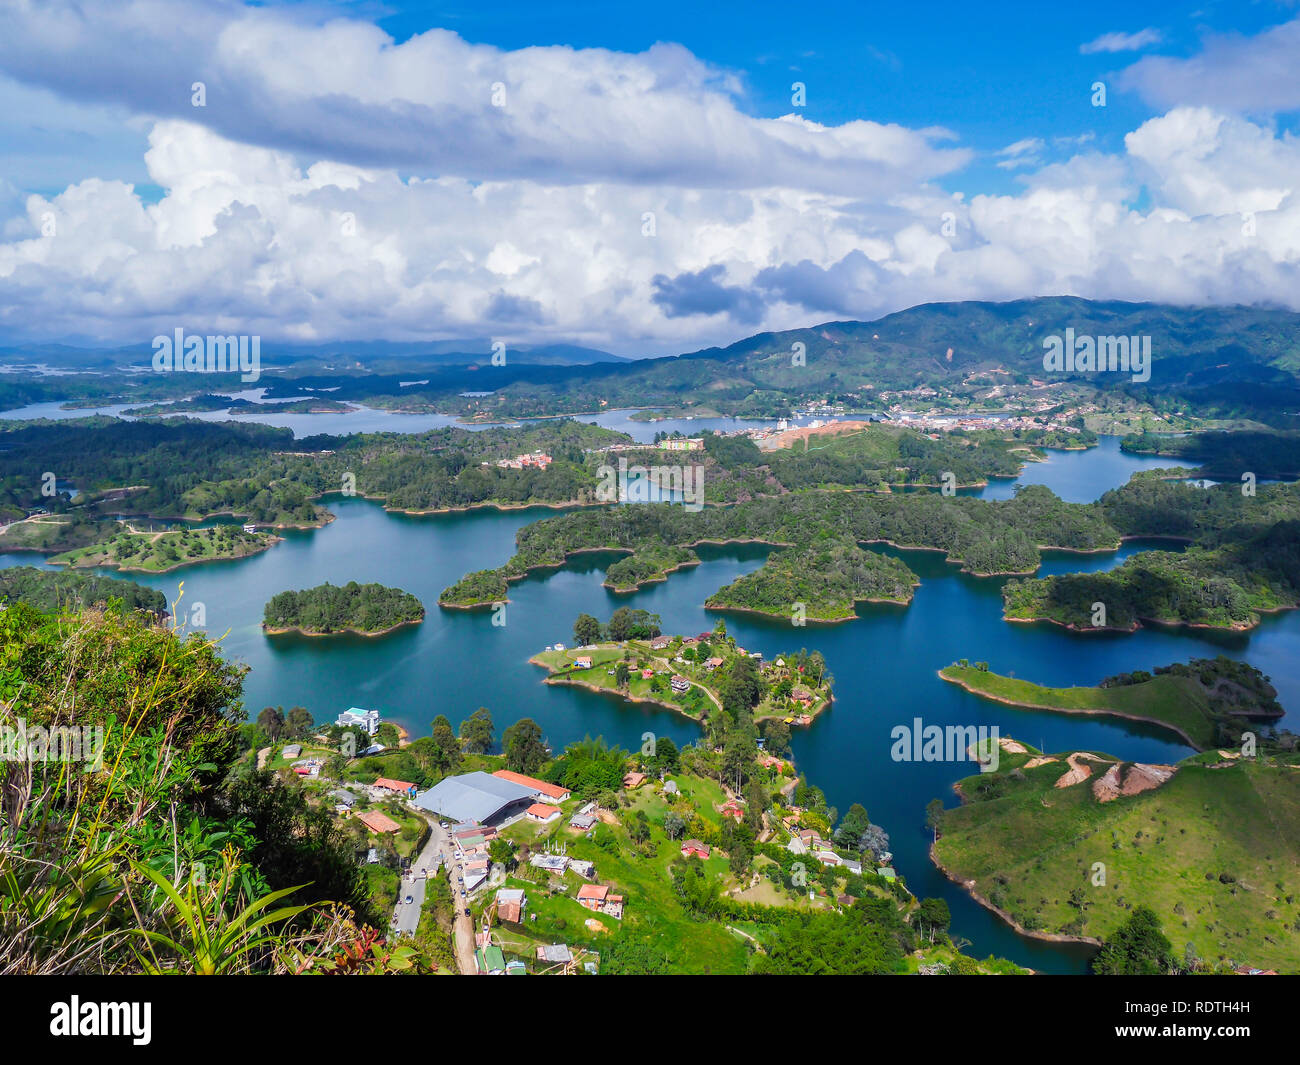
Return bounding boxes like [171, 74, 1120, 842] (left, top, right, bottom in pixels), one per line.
[4, 435, 1289, 973]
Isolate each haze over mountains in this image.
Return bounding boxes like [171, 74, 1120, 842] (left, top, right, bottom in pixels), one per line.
[4, 297, 1300, 423]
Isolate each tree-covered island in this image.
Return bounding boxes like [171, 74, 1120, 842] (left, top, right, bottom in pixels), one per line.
[263, 581, 425, 636]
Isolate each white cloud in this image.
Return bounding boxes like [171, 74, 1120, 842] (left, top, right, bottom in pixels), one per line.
[0, 0, 967, 196]
[0, 109, 1297, 350]
[1119, 18, 1300, 113]
[0, 3, 1298, 351]
[1080, 28, 1163, 54]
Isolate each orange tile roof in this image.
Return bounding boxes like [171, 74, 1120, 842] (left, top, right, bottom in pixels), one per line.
[492, 769, 569, 800]
[527, 803, 561, 818]
[577, 884, 609, 901]
[355, 809, 401, 833]
[374, 777, 415, 792]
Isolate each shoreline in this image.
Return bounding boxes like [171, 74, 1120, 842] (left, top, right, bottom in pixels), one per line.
[704, 594, 913, 624]
[262, 616, 424, 638]
[52, 536, 283, 575]
[929, 839, 1101, 951]
[936, 667, 1202, 749]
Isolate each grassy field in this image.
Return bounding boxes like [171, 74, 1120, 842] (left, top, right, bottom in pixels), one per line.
[939, 663, 1216, 748]
[491, 782, 754, 973]
[934, 749, 1300, 972]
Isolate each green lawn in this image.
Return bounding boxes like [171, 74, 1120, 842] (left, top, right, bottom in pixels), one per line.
[940, 664, 1215, 748]
[486, 778, 753, 973]
[935, 751, 1300, 972]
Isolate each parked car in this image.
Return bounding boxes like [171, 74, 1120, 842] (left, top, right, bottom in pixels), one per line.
[405, 895, 413, 905]
[463, 908, 471, 917]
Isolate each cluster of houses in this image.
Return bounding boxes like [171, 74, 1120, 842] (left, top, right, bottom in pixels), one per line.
[493, 450, 552, 470]
[451, 822, 498, 890]
[782, 821, 893, 878]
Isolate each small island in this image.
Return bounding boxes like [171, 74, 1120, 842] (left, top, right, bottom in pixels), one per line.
[262, 580, 425, 636]
[50, 523, 280, 573]
[531, 611, 833, 726]
[706, 540, 918, 622]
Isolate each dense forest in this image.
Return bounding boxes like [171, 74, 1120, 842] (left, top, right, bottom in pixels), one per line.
[440, 482, 1120, 605]
[706, 540, 919, 620]
[1121, 429, 1300, 479]
[0, 417, 625, 526]
[0, 565, 167, 615]
[1006, 477, 1300, 631]
[263, 581, 426, 635]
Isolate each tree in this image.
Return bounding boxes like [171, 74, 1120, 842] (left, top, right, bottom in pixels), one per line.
[719, 656, 762, 716]
[860, 823, 890, 861]
[608, 607, 634, 642]
[488, 837, 516, 870]
[1092, 906, 1174, 975]
[916, 897, 951, 942]
[925, 798, 945, 834]
[662, 811, 686, 840]
[257, 706, 286, 743]
[626, 810, 651, 845]
[573, 613, 601, 647]
[286, 705, 313, 739]
[762, 718, 791, 756]
[459, 707, 494, 754]
[834, 803, 871, 850]
[614, 662, 630, 689]
[431, 715, 462, 774]
[647, 735, 679, 775]
[502, 718, 548, 775]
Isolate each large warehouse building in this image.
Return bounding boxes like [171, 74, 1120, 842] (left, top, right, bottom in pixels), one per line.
[414, 771, 539, 825]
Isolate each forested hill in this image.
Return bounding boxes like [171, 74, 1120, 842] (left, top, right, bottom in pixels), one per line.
[8, 298, 1297, 422]
[416, 297, 1300, 419]
[0, 566, 167, 616]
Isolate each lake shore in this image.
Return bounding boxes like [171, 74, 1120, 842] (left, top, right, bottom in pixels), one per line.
[262, 616, 424, 638]
[936, 666, 1202, 749]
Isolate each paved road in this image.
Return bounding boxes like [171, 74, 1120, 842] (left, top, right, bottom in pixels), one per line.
[390, 814, 478, 973]
[391, 818, 446, 938]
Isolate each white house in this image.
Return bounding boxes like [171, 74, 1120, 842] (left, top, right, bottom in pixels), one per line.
[336, 707, 381, 735]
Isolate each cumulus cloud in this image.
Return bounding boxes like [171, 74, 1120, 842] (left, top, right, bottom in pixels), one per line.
[1, 108, 1298, 350]
[1080, 28, 1163, 54]
[1119, 18, 1300, 113]
[0, 4, 1298, 351]
[0, 0, 967, 195]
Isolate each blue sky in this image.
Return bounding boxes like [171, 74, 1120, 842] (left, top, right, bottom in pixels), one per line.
[1, 0, 1298, 350]
[359, 0, 1296, 191]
